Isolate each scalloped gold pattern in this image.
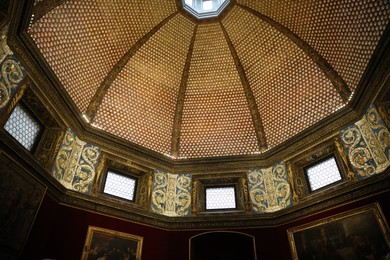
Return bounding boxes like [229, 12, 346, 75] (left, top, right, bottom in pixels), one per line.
[238, 0, 390, 92]
[223, 6, 344, 148]
[28, 0, 177, 113]
[94, 14, 195, 155]
[180, 23, 259, 158]
[26, 0, 390, 159]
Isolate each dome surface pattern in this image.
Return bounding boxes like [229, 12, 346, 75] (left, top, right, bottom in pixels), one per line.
[28, 0, 390, 159]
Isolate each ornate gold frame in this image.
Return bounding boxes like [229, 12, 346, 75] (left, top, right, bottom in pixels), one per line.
[287, 203, 390, 260]
[81, 226, 143, 260]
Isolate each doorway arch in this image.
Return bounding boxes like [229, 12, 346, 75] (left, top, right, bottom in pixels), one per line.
[189, 231, 256, 260]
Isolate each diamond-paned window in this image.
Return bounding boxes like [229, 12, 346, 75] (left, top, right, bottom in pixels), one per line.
[305, 156, 342, 192]
[4, 104, 43, 151]
[205, 186, 236, 210]
[183, 0, 230, 19]
[103, 170, 137, 201]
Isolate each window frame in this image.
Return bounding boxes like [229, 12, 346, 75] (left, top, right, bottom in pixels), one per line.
[303, 155, 343, 193]
[102, 169, 139, 203]
[3, 102, 45, 153]
[193, 173, 247, 214]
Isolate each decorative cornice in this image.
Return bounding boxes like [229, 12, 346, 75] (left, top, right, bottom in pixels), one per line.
[85, 12, 179, 122]
[48, 164, 390, 230]
[237, 3, 352, 103]
[220, 22, 268, 152]
[171, 25, 198, 158]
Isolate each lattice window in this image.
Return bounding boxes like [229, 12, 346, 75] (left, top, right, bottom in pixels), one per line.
[305, 156, 342, 192]
[103, 170, 137, 201]
[4, 104, 43, 151]
[205, 186, 236, 210]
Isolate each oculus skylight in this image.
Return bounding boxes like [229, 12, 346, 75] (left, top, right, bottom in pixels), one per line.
[183, 0, 230, 19]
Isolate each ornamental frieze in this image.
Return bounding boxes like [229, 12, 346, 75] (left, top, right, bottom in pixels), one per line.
[340, 105, 390, 179]
[151, 170, 192, 217]
[51, 128, 101, 193]
[247, 162, 292, 213]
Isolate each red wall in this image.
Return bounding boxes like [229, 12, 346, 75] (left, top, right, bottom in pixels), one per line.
[22, 190, 390, 260]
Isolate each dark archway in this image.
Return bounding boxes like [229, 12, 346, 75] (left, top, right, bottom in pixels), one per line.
[190, 231, 256, 260]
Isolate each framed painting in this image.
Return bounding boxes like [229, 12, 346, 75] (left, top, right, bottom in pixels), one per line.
[287, 203, 390, 260]
[0, 152, 47, 255]
[81, 226, 143, 260]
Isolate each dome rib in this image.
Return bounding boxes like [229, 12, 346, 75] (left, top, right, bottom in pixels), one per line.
[171, 24, 198, 159]
[237, 3, 352, 103]
[30, 0, 66, 25]
[220, 21, 268, 151]
[85, 12, 179, 122]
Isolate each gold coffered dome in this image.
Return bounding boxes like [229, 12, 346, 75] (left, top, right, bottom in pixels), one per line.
[27, 0, 390, 159]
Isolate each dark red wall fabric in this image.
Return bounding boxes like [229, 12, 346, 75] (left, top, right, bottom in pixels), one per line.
[22, 191, 390, 260]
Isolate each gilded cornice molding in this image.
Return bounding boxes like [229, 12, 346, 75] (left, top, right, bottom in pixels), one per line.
[171, 24, 198, 158]
[237, 3, 352, 103]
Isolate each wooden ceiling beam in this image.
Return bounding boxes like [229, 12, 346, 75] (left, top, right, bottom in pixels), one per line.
[171, 25, 198, 159]
[220, 22, 268, 152]
[237, 3, 352, 103]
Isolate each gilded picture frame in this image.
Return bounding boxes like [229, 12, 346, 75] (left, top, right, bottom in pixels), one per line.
[0, 152, 47, 256]
[81, 226, 143, 260]
[287, 203, 390, 260]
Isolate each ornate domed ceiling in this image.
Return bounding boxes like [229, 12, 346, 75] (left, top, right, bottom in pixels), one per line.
[26, 0, 390, 160]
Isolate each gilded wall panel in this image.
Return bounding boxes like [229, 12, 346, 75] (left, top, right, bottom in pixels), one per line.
[51, 128, 101, 194]
[0, 45, 26, 111]
[151, 170, 191, 217]
[340, 105, 390, 179]
[0, 26, 13, 63]
[247, 162, 292, 213]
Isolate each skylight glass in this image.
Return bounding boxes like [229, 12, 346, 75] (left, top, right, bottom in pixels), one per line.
[206, 186, 236, 210]
[306, 156, 342, 191]
[104, 171, 137, 201]
[203, 1, 213, 10]
[182, 0, 230, 19]
[4, 104, 42, 151]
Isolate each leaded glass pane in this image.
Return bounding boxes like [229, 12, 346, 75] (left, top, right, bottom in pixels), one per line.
[206, 186, 236, 210]
[306, 157, 342, 191]
[104, 171, 136, 201]
[4, 104, 42, 151]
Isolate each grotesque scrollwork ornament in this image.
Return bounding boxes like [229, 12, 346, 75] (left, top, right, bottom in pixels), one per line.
[151, 170, 192, 217]
[51, 129, 101, 193]
[286, 163, 300, 204]
[339, 105, 390, 179]
[0, 56, 26, 110]
[247, 162, 292, 213]
[334, 138, 356, 181]
[0, 82, 9, 109]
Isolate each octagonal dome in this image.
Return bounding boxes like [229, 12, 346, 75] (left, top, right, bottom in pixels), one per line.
[27, 0, 390, 159]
